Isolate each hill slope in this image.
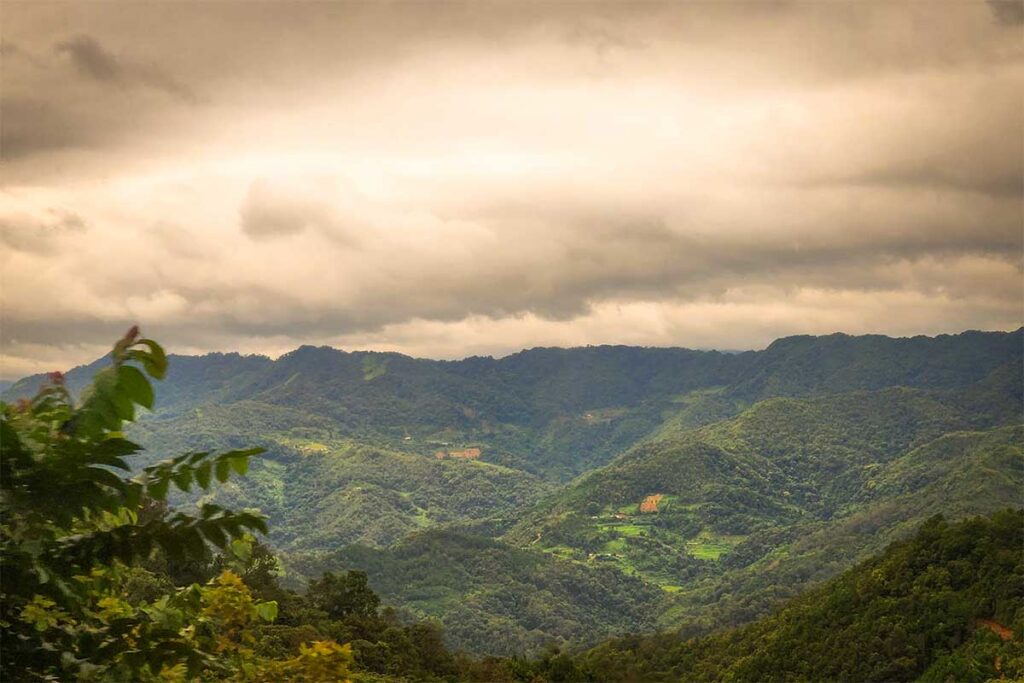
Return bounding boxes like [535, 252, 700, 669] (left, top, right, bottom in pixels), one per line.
[7, 329, 1020, 483]
[4, 328, 1020, 656]
[130, 403, 552, 551]
[504, 379, 1022, 634]
[577, 509, 1024, 682]
[293, 528, 669, 656]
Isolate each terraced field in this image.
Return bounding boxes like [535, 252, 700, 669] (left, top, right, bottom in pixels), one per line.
[685, 532, 746, 560]
[527, 493, 754, 592]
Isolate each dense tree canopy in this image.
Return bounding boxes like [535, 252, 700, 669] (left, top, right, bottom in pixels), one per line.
[575, 510, 1024, 683]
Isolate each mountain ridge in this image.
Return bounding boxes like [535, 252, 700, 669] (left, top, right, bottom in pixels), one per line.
[7, 326, 1021, 392]
[2, 326, 1020, 656]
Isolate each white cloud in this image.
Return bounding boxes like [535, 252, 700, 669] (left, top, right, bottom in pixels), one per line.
[0, 1, 1021, 377]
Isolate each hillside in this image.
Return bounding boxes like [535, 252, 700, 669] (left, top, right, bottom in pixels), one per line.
[7, 346, 735, 482]
[507, 375, 1019, 538]
[576, 509, 1024, 682]
[666, 424, 1024, 631]
[308, 421, 1021, 656]
[3, 328, 1021, 656]
[7, 329, 1019, 484]
[727, 330, 1024, 401]
[505, 380, 1022, 636]
[129, 403, 552, 551]
[293, 528, 669, 657]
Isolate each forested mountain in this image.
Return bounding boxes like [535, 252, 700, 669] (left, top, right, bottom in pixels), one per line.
[725, 330, 1023, 400]
[334, 410, 1021, 653]
[7, 329, 1019, 481]
[574, 509, 1024, 682]
[294, 529, 667, 658]
[3, 328, 1021, 659]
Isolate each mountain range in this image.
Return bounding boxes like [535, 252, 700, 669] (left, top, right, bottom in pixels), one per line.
[4, 328, 1021, 655]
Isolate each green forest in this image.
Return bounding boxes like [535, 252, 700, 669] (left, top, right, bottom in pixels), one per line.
[2, 327, 1021, 681]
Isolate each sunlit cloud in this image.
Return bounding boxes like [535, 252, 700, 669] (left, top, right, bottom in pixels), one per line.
[1, 1, 1021, 377]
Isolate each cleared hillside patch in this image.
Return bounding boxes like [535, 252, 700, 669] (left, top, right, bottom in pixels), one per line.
[640, 493, 664, 513]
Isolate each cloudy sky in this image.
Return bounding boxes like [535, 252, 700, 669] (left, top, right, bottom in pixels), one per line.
[1, 1, 1022, 377]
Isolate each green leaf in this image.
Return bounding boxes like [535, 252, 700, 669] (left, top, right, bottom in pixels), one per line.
[182, 528, 206, 558]
[159, 533, 183, 561]
[95, 437, 142, 460]
[255, 601, 278, 622]
[230, 537, 252, 563]
[117, 366, 154, 410]
[128, 340, 168, 380]
[195, 461, 212, 489]
[187, 451, 209, 465]
[215, 458, 231, 483]
[96, 397, 122, 431]
[243, 514, 268, 535]
[124, 482, 142, 509]
[172, 468, 192, 492]
[200, 504, 224, 518]
[148, 477, 170, 501]
[109, 389, 135, 422]
[229, 455, 249, 476]
[84, 466, 126, 491]
[222, 447, 265, 460]
[90, 366, 119, 398]
[138, 339, 168, 378]
[100, 456, 130, 472]
[200, 523, 226, 548]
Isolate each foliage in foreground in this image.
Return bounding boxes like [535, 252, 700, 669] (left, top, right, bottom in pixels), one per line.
[0, 328, 351, 681]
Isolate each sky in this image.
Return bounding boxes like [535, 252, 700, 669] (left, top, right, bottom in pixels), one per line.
[1, 1, 1022, 378]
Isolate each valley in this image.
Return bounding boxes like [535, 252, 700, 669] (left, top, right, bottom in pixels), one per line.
[4, 328, 1022, 659]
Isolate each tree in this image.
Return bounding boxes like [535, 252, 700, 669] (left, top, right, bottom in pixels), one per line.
[212, 534, 284, 601]
[308, 570, 381, 621]
[0, 327, 352, 681]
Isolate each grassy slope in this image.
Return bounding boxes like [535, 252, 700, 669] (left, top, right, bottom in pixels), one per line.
[295, 402, 1020, 656]
[579, 510, 1024, 683]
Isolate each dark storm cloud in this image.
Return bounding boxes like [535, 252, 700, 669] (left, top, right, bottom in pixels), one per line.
[0, 43, 95, 159]
[55, 35, 199, 103]
[828, 168, 1022, 199]
[0, 210, 87, 253]
[0, 282, 308, 350]
[56, 35, 120, 80]
[0, 98, 94, 159]
[215, 186, 1023, 340]
[0, 42, 44, 68]
[987, 0, 1024, 24]
[1, 33, 198, 164]
[239, 181, 361, 244]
